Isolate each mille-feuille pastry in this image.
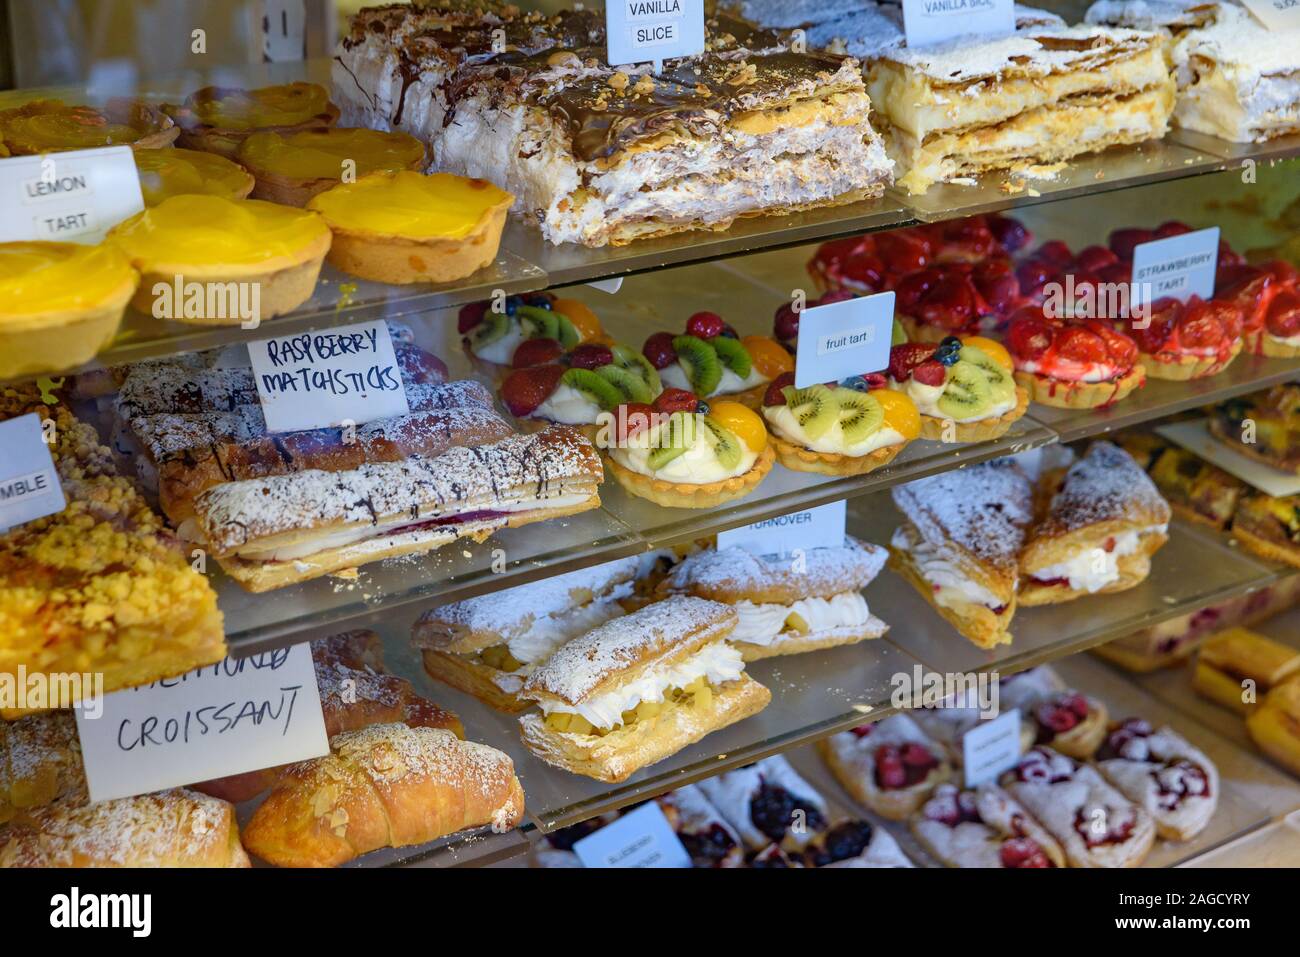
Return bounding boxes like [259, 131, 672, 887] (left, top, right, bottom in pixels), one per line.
[886, 338, 1028, 442]
[517, 596, 771, 783]
[656, 537, 889, 660]
[461, 292, 607, 371]
[501, 342, 664, 437]
[133, 146, 255, 206]
[1193, 627, 1300, 714]
[0, 241, 138, 381]
[0, 97, 176, 153]
[818, 714, 951, 821]
[242, 725, 524, 868]
[0, 711, 84, 824]
[412, 555, 644, 712]
[237, 127, 426, 205]
[1001, 746, 1156, 867]
[999, 666, 1110, 760]
[1003, 308, 1147, 410]
[307, 170, 513, 284]
[1095, 717, 1219, 840]
[1019, 442, 1170, 606]
[191, 425, 603, 592]
[0, 790, 249, 868]
[164, 82, 340, 158]
[108, 194, 331, 324]
[889, 459, 1035, 648]
[696, 755, 830, 854]
[912, 782, 1066, 868]
[1210, 386, 1300, 475]
[1247, 679, 1300, 777]
[1232, 493, 1300, 569]
[641, 315, 794, 408]
[1147, 447, 1244, 530]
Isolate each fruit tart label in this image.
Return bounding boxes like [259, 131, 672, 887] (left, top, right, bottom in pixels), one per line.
[1239, 0, 1300, 33]
[963, 707, 1023, 788]
[901, 0, 1015, 48]
[0, 146, 143, 243]
[572, 801, 692, 868]
[0, 413, 66, 532]
[75, 643, 328, 803]
[794, 291, 894, 388]
[247, 318, 411, 433]
[717, 500, 847, 559]
[606, 0, 705, 68]
[1130, 227, 1219, 308]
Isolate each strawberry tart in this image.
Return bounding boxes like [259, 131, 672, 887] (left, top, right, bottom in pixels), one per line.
[1004, 306, 1146, 409]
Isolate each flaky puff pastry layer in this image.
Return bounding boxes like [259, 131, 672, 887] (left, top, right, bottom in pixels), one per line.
[1019, 547, 1162, 606]
[735, 620, 889, 662]
[888, 541, 1016, 649]
[658, 537, 887, 605]
[421, 649, 532, 714]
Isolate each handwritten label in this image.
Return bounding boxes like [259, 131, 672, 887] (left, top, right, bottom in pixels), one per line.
[963, 707, 1022, 788]
[0, 414, 65, 532]
[606, 0, 705, 67]
[75, 644, 328, 803]
[247, 319, 410, 433]
[794, 291, 894, 388]
[0, 147, 143, 243]
[902, 0, 1015, 47]
[716, 500, 847, 559]
[261, 0, 308, 61]
[1239, 0, 1300, 32]
[573, 802, 692, 868]
[1130, 227, 1219, 307]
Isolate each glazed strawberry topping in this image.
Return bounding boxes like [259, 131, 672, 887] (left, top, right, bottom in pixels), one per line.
[894, 266, 994, 333]
[458, 300, 489, 333]
[1124, 295, 1242, 363]
[1266, 289, 1300, 339]
[1075, 245, 1120, 273]
[931, 216, 999, 263]
[972, 258, 1022, 316]
[1109, 227, 1154, 260]
[874, 742, 938, 790]
[500, 364, 564, 416]
[511, 338, 564, 368]
[987, 214, 1032, 253]
[1000, 836, 1054, 868]
[1216, 264, 1276, 333]
[653, 387, 698, 414]
[888, 342, 939, 382]
[567, 343, 614, 370]
[1004, 308, 1137, 383]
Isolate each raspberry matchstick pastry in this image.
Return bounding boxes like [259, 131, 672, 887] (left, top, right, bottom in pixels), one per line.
[818, 714, 951, 820]
[164, 82, 339, 158]
[516, 596, 771, 783]
[460, 293, 605, 371]
[1248, 681, 1300, 778]
[642, 313, 793, 408]
[412, 556, 643, 712]
[1095, 718, 1219, 841]
[760, 372, 921, 476]
[601, 393, 774, 509]
[1123, 295, 1244, 380]
[886, 337, 1027, 442]
[1193, 627, 1300, 715]
[657, 537, 889, 660]
[1019, 442, 1171, 606]
[912, 783, 1066, 868]
[501, 342, 663, 437]
[1003, 307, 1146, 409]
[999, 666, 1110, 760]
[1210, 386, 1300, 476]
[889, 459, 1035, 649]
[1001, 747, 1156, 868]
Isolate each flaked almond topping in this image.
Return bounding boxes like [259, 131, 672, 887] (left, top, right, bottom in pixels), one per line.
[547, 50, 580, 68]
[633, 74, 655, 95]
[607, 71, 629, 91]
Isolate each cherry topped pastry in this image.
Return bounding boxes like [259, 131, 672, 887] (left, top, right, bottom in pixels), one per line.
[1094, 718, 1219, 841]
[1121, 294, 1244, 380]
[1029, 690, 1109, 759]
[819, 714, 951, 820]
[1003, 305, 1146, 409]
[912, 782, 1064, 868]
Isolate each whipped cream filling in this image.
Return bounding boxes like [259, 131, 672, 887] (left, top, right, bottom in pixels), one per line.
[533, 382, 601, 425]
[890, 378, 1016, 423]
[505, 586, 633, 666]
[763, 404, 905, 456]
[731, 592, 872, 647]
[660, 361, 766, 398]
[538, 641, 745, 730]
[608, 415, 757, 483]
[892, 525, 1007, 611]
[1016, 358, 1124, 383]
[472, 324, 525, 365]
[1030, 524, 1167, 592]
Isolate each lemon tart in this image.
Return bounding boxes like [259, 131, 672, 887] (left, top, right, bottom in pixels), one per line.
[307, 170, 513, 284]
[237, 127, 426, 206]
[164, 82, 339, 159]
[0, 98, 177, 154]
[108, 195, 331, 326]
[0, 241, 138, 378]
[134, 147, 255, 206]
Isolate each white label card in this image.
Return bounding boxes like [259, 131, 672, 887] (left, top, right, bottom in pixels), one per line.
[1130, 227, 1219, 307]
[963, 707, 1023, 788]
[572, 801, 692, 868]
[716, 500, 847, 559]
[0, 413, 66, 532]
[606, 0, 705, 67]
[261, 0, 308, 61]
[0, 146, 143, 243]
[1239, 0, 1300, 32]
[75, 644, 329, 803]
[247, 319, 411, 433]
[902, 0, 1015, 48]
[794, 291, 894, 388]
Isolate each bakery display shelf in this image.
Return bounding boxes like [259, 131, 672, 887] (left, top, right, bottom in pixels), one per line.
[1170, 129, 1300, 164]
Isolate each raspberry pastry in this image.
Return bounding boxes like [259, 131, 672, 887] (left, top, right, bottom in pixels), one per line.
[460, 294, 605, 371]
[1004, 306, 1146, 409]
[696, 755, 829, 853]
[500, 342, 663, 437]
[1001, 747, 1156, 868]
[912, 783, 1065, 868]
[761, 372, 920, 476]
[1210, 386, 1300, 475]
[998, 666, 1109, 760]
[1123, 295, 1244, 380]
[817, 714, 951, 820]
[1095, 718, 1219, 841]
[643, 313, 793, 408]
[1020, 442, 1170, 606]
[886, 337, 1028, 442]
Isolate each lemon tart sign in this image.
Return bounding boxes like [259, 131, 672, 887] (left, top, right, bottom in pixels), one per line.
[0, 145, 143, 243]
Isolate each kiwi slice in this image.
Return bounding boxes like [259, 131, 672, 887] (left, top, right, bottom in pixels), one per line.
[469, 312, 510, 348]
[891, 319, 908, 346]
[517, 305, 560, 340]
[556, 314, 581, 349]
[612, 344, 662, 394]
[832, 388, 884, 443]
[781, 383, 837, 440]
[671, 335, 722, 395]
[596, 364, 653, 404]
[936, 360, 995, 419]
[646, 411, 697, 470]
[702, 416, 743, 470]
[560, 367, 624, 411]
[711, 337, 753, 378]
[959, 345, 1014, 401]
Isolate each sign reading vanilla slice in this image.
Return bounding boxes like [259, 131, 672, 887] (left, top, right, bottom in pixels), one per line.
[901, 0, 1016, 46]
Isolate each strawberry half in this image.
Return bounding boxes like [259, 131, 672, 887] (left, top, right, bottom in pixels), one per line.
[763, 371, 796, 407]
[500, 364, 564, 417]
[888, 342, 938, 382]
[653, 387, 699, 414]
[512, 337, 564, 368]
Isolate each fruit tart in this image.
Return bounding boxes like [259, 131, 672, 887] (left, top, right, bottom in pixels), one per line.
[163, 82, 340, 159]
[886, 336, 1027, 442]
[912, 783, 1065, 868]
[1252, 270, 1300, 358]
[0, 98, 177, 154]
[500, 341, 662, 438]
[1231, 493, 1300, 569]
[772, 290, 908, 356]
[1095, 718, 1219, 841]
[817, 714, 951, 821]
[1122, 295, 1244, 380]
[1004, 306, 1146, 409]
[601, 392, 774, 509]
[460, 293, 605, 371]
[760, 372, 920, 476]
[893, 264, 997, 344]
[642, 312, 792, 408]
[1209, 386, 1300, 475]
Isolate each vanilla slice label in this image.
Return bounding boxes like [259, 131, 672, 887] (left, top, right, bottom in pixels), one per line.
[606, 0, 705, 66]
[902, 0, 1015, 47]
[0, 146, 143, 243]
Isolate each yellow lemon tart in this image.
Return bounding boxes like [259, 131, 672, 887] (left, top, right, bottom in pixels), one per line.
[164, 83, 340, 159]
[108, 195, 331, 326]
[134, 147, 255, 206]
[236, 127, 426, 206]
[0, 241, 138, 378]
[0, 98, 177, 154]
[307, 170, 513, 284]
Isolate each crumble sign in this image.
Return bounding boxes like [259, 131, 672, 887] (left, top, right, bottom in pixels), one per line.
[0, 146, 143, 243]
[606, 0, 705, 67]
[901, 0, 1016, 47]
[0, 413, 65, 532]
